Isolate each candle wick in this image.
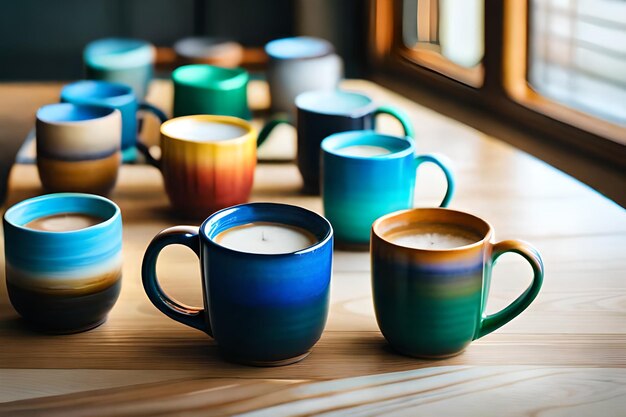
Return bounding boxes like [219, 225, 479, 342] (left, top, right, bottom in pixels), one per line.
[262, 231, 267, 241]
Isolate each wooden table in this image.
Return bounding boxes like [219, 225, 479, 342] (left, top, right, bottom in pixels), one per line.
[1, 80, 625, 416]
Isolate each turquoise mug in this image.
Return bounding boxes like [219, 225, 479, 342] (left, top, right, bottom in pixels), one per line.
[84, 38, 155, 100]
[4, 193, 123, 333]
[142, 202, 333, 366]
[321, 130, 455, 247]
[61, 80, 167, 162]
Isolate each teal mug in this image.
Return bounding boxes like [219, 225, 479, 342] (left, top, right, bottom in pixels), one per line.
[172, 64, 250, 119]
[321, 130, 455, 247]
[84, 38, 155, 100]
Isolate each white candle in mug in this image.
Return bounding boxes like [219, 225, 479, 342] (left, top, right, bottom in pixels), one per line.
[338, 145, 391, 157]
[386, 224, 481, 250]
[215, 222, 317, 254]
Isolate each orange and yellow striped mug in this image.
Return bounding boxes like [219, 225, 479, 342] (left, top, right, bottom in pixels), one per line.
[144, 115, 262, 219]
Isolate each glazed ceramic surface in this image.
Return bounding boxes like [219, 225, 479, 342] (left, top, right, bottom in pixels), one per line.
[322, 131, 455, 246]
[265, 37, 343, 114]
[172, 64, 250, 119]
[4, 193, 123, 333]
[84, 38, 155, 100]
[142, 202, 333, 366]
[36, 103, 122, 195]
[258, 90, 415, 194]
[61, 80, 167, 161]
[151, 115, 257, 219]
[371, 208, 544, 358]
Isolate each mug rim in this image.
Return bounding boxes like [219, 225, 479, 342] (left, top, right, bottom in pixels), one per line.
[172, 64, 248, 90]
[3, 192, 121, 235]
[84, 37, 155, 70]
[265, 36, 334, 60]
[61, 80, 135, 104]
[200, 202, 333, 257]
[295, 90, 375, 117]
[322, 130, 415, 160]
[160, 115, 255, 144]
[37, 103, 120, 126]
[372, 207, 494, 252]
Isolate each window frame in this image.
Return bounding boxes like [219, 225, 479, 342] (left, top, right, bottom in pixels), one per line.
[369, 0, 626, 168]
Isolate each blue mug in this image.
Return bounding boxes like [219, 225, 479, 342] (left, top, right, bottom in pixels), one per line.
[321, 130, 455, 247]
[4, 193, 123, 333]
[258, 90, 414, 194]
[84, 38, 155, 100]
[61, 80, 167, 162]
[142, 202, 333, 366]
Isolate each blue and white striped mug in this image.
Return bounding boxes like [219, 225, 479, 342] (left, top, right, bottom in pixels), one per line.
[3, 193, 123, 333]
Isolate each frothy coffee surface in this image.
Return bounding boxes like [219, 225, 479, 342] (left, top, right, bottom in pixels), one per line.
[163, 119, 247, 142]
[338, 145, 391, 157]
[386, 223, 482, 250]
[25, 213, 105, 232]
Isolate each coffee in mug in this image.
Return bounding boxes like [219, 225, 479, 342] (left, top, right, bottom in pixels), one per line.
[24, 213, 105, 232]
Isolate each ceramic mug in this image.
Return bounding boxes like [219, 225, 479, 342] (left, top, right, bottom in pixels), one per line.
[172, 64, 250, 119]
[84, 38, 155, 100]
[145, 115, 265, 219]
[61, 80, 167, 162]
[371, 208, 544, 358]
[36, 103, 122, 195]
[322, 131, 454, 247]
[259, 90, 414, 194]
[265, 36, 343, 115]
[4, 193, 123, 333]
[142, 202, 333, 366]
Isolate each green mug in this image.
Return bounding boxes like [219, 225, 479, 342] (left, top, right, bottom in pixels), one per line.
[371, 208, 544, 358]
[172, 64, 250, 119]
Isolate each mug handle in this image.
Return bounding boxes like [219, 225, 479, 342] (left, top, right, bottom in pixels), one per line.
[141, 226, 212, 335]
[257, 116, 292, 148]
[473, 240, 544, 340]
[414, 153, 455, 207]
[136, 102, 168, 168]
[373, 106, 415, 138]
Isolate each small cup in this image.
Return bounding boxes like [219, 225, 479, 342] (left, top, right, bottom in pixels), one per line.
[265, 37, 343, 114]
[371, 208, 544, 358]
[142, 202, 333, 366]
[322, 131, 455, 247]
[172, 64, 250, 119]
[61, 80, 167, 162]
[36, 103, 122, 195]
[259, 90, 415, 194]
[84, 38, 155, 100]
[145, 115, 259, 218]
[4, 193, 123, 333]
[174, 37, 244, 67]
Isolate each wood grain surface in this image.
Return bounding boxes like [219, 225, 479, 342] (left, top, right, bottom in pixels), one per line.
[0, 80, 624, 415]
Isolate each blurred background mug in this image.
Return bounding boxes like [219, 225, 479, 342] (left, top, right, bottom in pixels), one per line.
[36, 103, 121, 195]
[322, 131, 455, 247]
[259, 90, 415, 194]
[83, 38, 155, 100]
[145, 115, 263, 219]
[172, 64, 250, 119]
[371, 208, 544, 358]
[4, 193, 123, 333]
[265, 36, 343, 115]
[142, 202, 333, 366]
[61, 80, 167, 162]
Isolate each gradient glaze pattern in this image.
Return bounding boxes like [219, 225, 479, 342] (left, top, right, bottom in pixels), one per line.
[4, 193, 123, 333]
[371, 208, 544, 358]
[322, 131, 455, 246]
[159, 115, 257, 219]
[142, 203, 333, 366]
[36, 103, 121, 195]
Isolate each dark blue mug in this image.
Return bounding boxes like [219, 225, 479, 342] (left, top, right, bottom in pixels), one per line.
[258, 90, 414, 194]
[61, 80, 167, 162]
[142, 202, 333, 366]
[321, 131, 455, 248]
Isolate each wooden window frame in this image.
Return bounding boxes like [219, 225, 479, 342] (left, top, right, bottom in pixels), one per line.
[369, 0, 626, 169]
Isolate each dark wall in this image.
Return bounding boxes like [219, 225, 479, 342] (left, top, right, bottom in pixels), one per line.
[0, 0, 295, 80]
